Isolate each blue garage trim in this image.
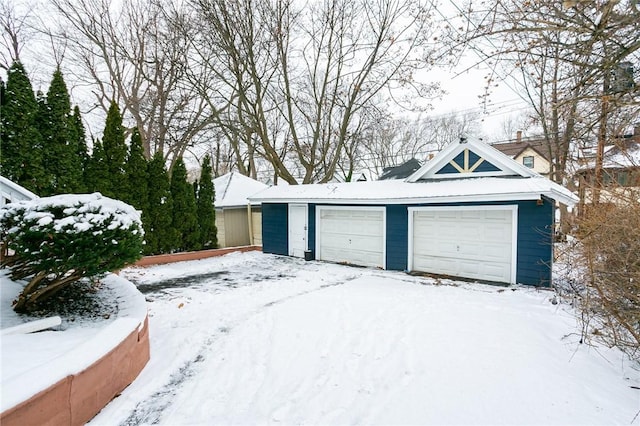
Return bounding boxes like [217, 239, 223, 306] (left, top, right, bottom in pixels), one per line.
[386, 205, 408, 271]
[514, 197, 554, 286]
[261, 199, 554, 286]
[308, 204, 317, 259]
[261, 203, 288, 255]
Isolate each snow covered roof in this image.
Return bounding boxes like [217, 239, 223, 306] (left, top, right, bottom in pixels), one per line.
[378, 158, 422, 180]
[577, 141, 640, 172]
[213, 172, 269, 208]
[251, 138, 578, 206]
[601, 141, 640, 169]
[250, 176, 578, 206]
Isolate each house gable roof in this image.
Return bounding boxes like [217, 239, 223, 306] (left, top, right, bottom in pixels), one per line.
[406, 138, 538, 182]
[491, 139, 554, 162]
[378, 158, 422, 180]
[213, 172, 268, 208]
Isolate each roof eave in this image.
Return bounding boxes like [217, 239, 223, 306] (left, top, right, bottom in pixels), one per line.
[251, 191, 570, 205]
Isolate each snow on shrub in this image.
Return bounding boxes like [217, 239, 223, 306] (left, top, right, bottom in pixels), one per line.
[0, 193, 144, 313]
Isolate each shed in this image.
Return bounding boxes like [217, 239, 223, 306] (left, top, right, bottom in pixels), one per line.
[0, 176, 38, 207]
[214, 172, 268, 247]
[250, 139, 578, 286]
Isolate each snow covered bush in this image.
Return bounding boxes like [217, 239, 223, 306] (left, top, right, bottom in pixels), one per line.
[0, 193, 144, 313]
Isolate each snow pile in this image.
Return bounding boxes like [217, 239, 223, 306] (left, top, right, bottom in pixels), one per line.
[0, 192, 143, 237]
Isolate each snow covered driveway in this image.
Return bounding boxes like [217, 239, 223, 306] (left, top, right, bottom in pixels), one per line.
[91, 251, 639, 425]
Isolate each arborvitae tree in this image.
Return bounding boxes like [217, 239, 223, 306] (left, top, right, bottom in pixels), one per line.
[85, 139, 110, 194]
[101, 101, 127, 199]
[197, 154, 218, 249]
[145, 152, 174, 254]
[41, 68, 80, 195]
[123, 128, 149, 212]
[34, 90, 52, 194]
[170, 157, 200, 251]
[68, 106, 88, 192]
[0, 62, 45, 193]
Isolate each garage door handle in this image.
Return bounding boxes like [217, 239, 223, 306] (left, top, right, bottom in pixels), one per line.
[457, 245, 460, 251]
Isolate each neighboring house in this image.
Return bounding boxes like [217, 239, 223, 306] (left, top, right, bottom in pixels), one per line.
[0, 176, 38, 207]
[378, 158, 422, 180]
[491, 132, 553, 176]
[251, 139, 578, 286]
[214, 172, 268, 247]
[576, 126, 640, 214]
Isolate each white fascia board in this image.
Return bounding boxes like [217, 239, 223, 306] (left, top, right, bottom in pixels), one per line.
[254, 192, 545, 205]
[541, 189, 579, 207]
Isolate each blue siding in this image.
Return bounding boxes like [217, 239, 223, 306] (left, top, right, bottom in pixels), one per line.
[435, 162, 460, 174]
[260, 199, 554, 286]
[474, 159, 501, 172]
[386, 205, 408, 270]
[308, 204, 317, 259]
[261, 203, 288, 255]
[514, 197, 553, 286]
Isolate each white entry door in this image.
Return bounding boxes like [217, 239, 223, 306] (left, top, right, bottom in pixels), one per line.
[409, 206, 517, 283]
[288, 204, 308, 257]
[316, 207, 385, 268]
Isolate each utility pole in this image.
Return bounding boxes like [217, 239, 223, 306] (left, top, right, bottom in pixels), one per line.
[593, 82, 608, 206]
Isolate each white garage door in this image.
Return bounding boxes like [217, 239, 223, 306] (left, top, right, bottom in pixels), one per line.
[317, 207, 385, 268]
[410, 207, 516, 283]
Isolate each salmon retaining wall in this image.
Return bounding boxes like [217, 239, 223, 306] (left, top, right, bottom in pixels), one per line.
[133, 245, 261, 267]
[0, 316, 149, 426]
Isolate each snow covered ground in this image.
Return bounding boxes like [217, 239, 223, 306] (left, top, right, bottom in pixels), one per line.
[3, 251, 639, 425]
[92, 251, 638, 425]
[1, 271, 147, 412]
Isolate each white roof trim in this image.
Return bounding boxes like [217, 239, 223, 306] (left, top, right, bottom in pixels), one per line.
[250, 177, 579, 207]
[406, 138, 539, 182]
[0, 175, 39, 204]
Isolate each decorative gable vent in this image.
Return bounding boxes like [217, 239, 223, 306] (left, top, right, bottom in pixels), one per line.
[406, 138, 539, 182]
[435, 148, 502, 175]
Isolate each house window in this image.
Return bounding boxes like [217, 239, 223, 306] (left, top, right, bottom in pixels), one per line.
[523, 156, 535, 168]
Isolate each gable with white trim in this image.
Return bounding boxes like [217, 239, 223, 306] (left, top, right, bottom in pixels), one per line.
[407, 138, 538, 181]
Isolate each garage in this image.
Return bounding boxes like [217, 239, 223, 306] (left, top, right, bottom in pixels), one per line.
[409, 206, 517, 283]
[316, 207, 385, 268]
[255, 138, 579, 286]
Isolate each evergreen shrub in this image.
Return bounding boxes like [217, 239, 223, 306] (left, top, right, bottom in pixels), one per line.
[0, 193, 144, 313]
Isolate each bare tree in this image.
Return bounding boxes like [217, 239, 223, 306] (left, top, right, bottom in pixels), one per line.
[456, 0, 639, 184]
[0, 0, 37, 71]
[48, 0, 217, 170]
[189, 0, 441, 184]
[353, 110, 482, 179]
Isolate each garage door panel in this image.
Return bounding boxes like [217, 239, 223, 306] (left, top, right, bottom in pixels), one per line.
[318, 208, 384, 268]
[411, 208, 514, 283]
